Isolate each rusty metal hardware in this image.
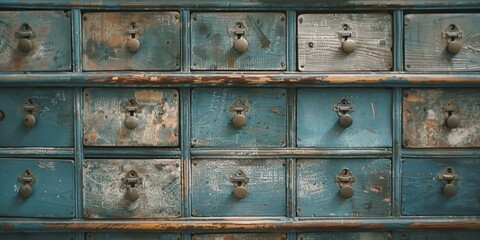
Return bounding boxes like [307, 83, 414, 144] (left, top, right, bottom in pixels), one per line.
[438, 167, 459, 198]
[339, 24, 356, 53]
[18, 169, 36, 199]
[229, 98, 249, 128]
[335, 168, 356, 199]
[23, 98, 37, 128]
[124, 99, 139, 129]
[124, 170, 142, 202]
[231, 170, 249, 200]
[126, 22, 140, 53]
[233, 22, 248, 53]
[16, 23, 36, 53]
[445, 24, 462, 54]
[333, 98, 354, 128]
[444, 102, 460, 129]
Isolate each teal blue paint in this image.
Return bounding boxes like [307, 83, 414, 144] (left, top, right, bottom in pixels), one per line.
[399, 231, 480, 240]
[86, 232, 181, 240]
[74, 87, 84, 220]
[0, 233, 77, 240]
[181, 88, 191, 218]
[392, 88, 402, 218]
[393, 11, 403, 71]
[297, 232, 391, 240]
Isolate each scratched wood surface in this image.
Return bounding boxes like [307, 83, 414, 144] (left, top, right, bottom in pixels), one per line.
[0, 158, 74, 218]
[0, 233, 77, 240]
[297, 88, 392, 148]
[0, 11, 71, 71]
[297, 13, 392, 71]
[297, 232, 391, 240]
[82, 12, 180, 71]
[402, 88, 480, 148]
[192, 233, 286, 240]
[399, 231, 480, 240]
[297, 159, 391, 217]
[405, 14, 480, 72]
[86, 233, 180, 240]
[191, 12, 286, 70]
[191, 159, 286, 216]
[191, 88, 287, 148]
[83, 159, 181, 218]
[0, 88, 74, 147]
[83, 88, 179, 146]
[402, 158, 480, 216]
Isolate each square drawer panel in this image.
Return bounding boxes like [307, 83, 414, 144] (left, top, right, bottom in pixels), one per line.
[83, 88, 179, 147]
[83, 159, 181, 218]
[191, 12, 286, 70]
[0, 11, 72, 71]
[0, 233, 77, 240]
[82, 12, 180, 71]
[0, 88, 74, 147]
[402, 88, 480, 148]
[191, 159, 286, 216]
[297, 232, 391, 240]
[192, 233, 286, 240]
[297, 159, 391, 217]
[405, 14, 480, 71]
[86, 233, 181, 240]
[399, 231, 480, 240]
[402, 158, 480, 216]
[297, 13, 392, 71]
[0, 158, 74, 218]
[297, 88, 392, 148]
[191, 88, 287, 148]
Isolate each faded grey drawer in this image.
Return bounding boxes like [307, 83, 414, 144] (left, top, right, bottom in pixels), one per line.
[297, 232, 391, 240]
[192, 233, 286, 240]
[86, 233, 181, 240]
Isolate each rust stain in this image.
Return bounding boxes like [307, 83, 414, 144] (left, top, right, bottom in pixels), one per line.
[271, 108, 279, 114]
[370, 185, 383, 193]
[134, 90, 164, 101]
[406, 94, 422, 102]
[409, 221, 480, 229]
[2, 223, 14, 230]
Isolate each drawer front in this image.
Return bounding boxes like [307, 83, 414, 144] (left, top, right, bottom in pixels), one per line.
[192, 233, 286, 240]
[297, 13, 392, 71]
[191, 159, 286, 216]
[0, 233, 77, 240]
[297, 88, 392, 148]
[83, 159, 181, 218]
[0, 11, 71, 71]
[399, 231, 480, 240]
[402, 158, 480, 216]
[402, 88, 480, 148]
[297, 159, 391, 217]
[83, 88, 179, 147]
[82, 12, 180, 71]
[86, 233, 181, 240]
[191, 88, 286, 148]
[191, 12, 286, 70]
[297, 232, 391, 240]
[0, 159, 74, 218]
[0, 88, 74, 147]
[405, 14, 480, 72]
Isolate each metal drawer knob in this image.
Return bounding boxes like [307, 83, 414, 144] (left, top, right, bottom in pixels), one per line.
[232, 114, 246, 128]
[339, 185, 354, 199]
[447, 40, 461, 54]
[16, 23, 35, 53]
[126, 38, 140, 53]
[126, 188, 140, 202]
[18, 169, 36, 199]
[19, 185, 33, 199]
[18, 38, 33, 53]
[124, 170, 142, 202]
[234, 38, 248, 53]
[23, 114, 36, 128]
[335, 168, 355, 199]
[438, 167, 458, 198]
[334, 98, 354, 128]
[446, 114, 460, 129]
[339, 114, 353, 128]
[342, 39, 356, 53]
[124, 116, 139, 129]
[443, 183, 457, 198]
[233, 185, 248, 200]
[231, 170, 249, 200]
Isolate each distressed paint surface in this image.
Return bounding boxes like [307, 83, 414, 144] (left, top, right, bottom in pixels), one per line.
[297, 13, 392, 71]
[405, 14, 480, 71]
[0, 233, 76, 240]
[402, 158, 480, 216]
[83, 159, 181, 218]
[192, 233, 286, 240]
[83, 88, 179, 146]
[402, 88, 480, 148]
[297, 159, 391, 217]
[0, 158, 74, 218]
[191, 88, 286, 147]
[191, 159, 286, 216]
[86, 233, 180, 240]
[82, 12, 180, 71]
[399, 231, 480, 240]
[191, 12, 286, 70]
[0, 11, 71, 71]
[297, 88, 392, 148]
[0, 88, 74, 147]
[297, 232, 391, 240]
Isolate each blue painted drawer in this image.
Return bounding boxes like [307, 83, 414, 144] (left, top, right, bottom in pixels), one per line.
[297, 159, 391, 217]
[405, 14, 480, 72]
[297, 88, 392, 148]
[191, 159, 286, 216]
[0, 233, 77, 240]
[0, 11, 71, 71]
[298, 232, 391, 240]
[86, 233, 181, 240]
[402, 158, 480, 216]
[399, 231, 480, 240]
[83, 159, 181, 218]
[191, 88, 287, 148]
[0, 158, 74, 218]
[82, 12, 180, 71]
[192, 233, 286, 240]
[83, 88, 179, 147]
[297, 13, 392, 71]
[403, 88, 480, 148]
[191, 12, 286, 70]
[0, 88, 74, 147]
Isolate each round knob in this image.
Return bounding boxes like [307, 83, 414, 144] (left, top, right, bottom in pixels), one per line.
[342, 39, 356, 53]
[18, 38, 33, 53]
[23, 114, 36, 128]
[19, 185, 33, 199]
[234, 38, 248, 53]
[232, 114, 246, 128]
[126, 38, 140, 53]
[339, 185, 354, 199]
[443, 183, 456, 198]
[339, 114, 353, 128]
[447, 40, 461, 54]
[126, 188, 140, 202]
[446, 114, 460, 129]
[233, 185, 248, 199]
[124, 116, 139, 129]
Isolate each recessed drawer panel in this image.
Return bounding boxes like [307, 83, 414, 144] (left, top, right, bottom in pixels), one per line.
[192, 233, 286, 240]
[0, 158, 74, 218]
[83, 88, 179, 147]
[191, 88, 286, 148]
[86, 233, 181, 240]
[297, 88, 392, 148]
[399, 231, 480, 240]
[297, 13, 392, 71]
[83, 159, 181, 218]
[297, 232, 391, 240]
[0, 11, 72, 71]
[297, 159, 391, 217]
[405, 14, 480, 71]
[0, 233, 77, 240]
[0, 88, 74, 147]
[191, 12, 286, 70]
[82, 12, 180, 71]
[191, 159, 286, 216]
[402, 158, 480, 216]
[403, 88, 480, 148]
